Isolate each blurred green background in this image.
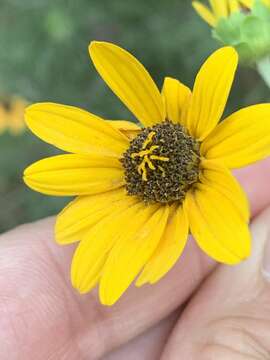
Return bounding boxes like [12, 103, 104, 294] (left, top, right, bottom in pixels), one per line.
[0, 0, 269, 233]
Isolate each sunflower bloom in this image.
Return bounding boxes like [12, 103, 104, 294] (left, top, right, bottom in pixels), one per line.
[24, 42, 270, 305]
[0, 95, 27, 135]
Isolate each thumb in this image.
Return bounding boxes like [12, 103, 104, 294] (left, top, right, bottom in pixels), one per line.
[162, 206, 270, 359]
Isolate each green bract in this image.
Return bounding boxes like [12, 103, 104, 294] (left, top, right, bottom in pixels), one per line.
[213, 1, 270, 65]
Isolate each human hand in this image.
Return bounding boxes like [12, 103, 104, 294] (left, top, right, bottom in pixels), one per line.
[1, 157, 270, 360]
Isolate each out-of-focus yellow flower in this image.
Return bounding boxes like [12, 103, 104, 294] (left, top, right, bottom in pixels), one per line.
[0, 96, 28, 135]
[242, 0, 270, 8]
[192, 0, 270, 67]
[192, 0, 270, 27]
[193, 0, 240, 27]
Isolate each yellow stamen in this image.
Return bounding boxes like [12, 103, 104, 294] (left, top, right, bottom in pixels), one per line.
[150, 155, 169, 162]
[131, 131, 170, 181]
[144, 156, 156, 170]
[131, 145, 159, 159]
[138, 158, 148, 181]
[142, 131, 156, 149]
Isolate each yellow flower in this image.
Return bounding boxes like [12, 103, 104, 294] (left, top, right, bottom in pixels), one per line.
[24, 42, 270, 306]
[0, 96, 27, 135]
[192, 0, 270, 27]
[192, 0, 270, 66]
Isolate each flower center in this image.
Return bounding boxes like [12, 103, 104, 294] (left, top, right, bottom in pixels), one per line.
[121, 120, 201, 204]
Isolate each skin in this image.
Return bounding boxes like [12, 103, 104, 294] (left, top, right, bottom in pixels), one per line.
[1, 157, 270, 360]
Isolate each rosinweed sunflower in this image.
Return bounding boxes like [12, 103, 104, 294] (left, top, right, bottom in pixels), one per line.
[24, 42, 270, 305]
[0, 95, 27, 135]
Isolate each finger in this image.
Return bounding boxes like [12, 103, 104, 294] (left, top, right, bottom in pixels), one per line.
[0, 218, 213, 360]
[104, 310, 179, 360]
[1, 157, 270, 359]
[161, 206, 270, 359]
[0, 218, 82, 360]
[234, 157, 270, 217]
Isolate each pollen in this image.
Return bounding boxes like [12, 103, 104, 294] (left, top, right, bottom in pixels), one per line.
[130, 131, 169, 181]
[121, 121, 201, 204]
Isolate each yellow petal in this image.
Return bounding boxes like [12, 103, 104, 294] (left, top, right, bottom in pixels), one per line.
[161, 77, 191, 126]
[99, 205, 169, 305]
[200, 159, 250, 222]
[192, 1, 217, 26]
[106, 120, 140, 131]
[201, 104, 270, 168]
[239, 0, 253, 8]
[89, 41, 165, 127]
[56, 188, 128, 244]
[185, 185, 251, 265]
[228, 0, 240, 13]
[24, 154, 124, 196]
[209, 0, 228, 17]
[106, 120, 141, 139]
[187, 47, 238, 141]
[136, 204, 188, 286]
[71, 201, 157, 295]
[25, 103, 129, 156]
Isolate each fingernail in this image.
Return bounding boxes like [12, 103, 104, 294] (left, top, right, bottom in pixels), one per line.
[261, 230, 270, 282]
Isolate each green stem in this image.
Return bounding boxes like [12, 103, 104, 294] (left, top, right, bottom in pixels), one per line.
[257, 56, 270, 89]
